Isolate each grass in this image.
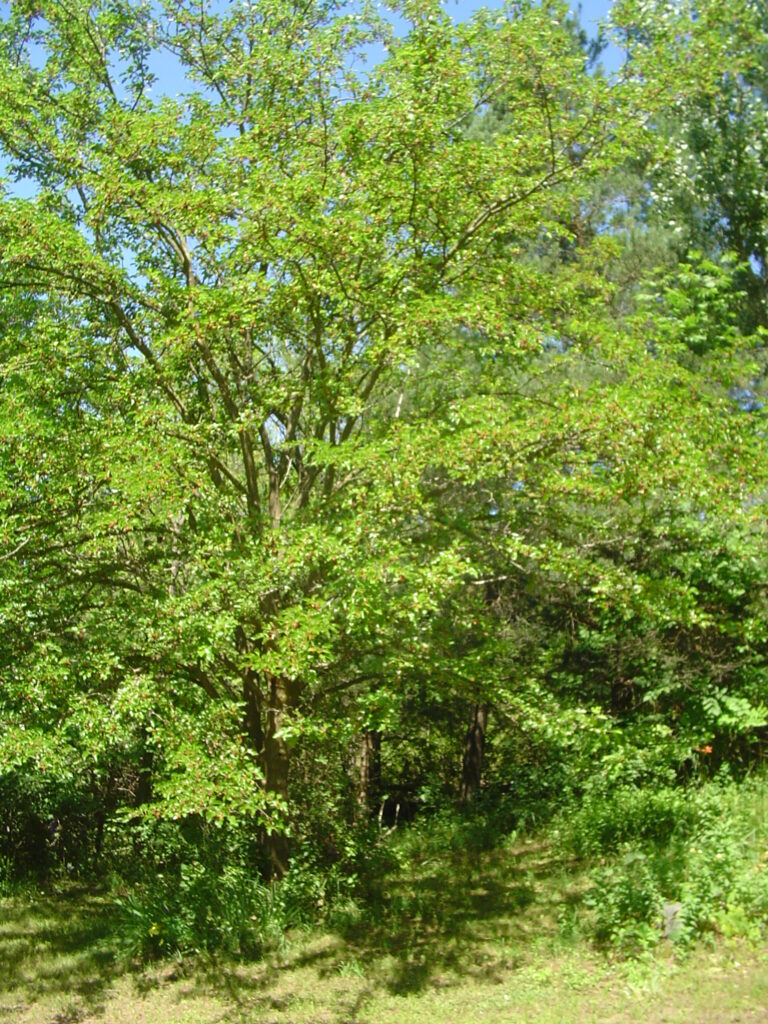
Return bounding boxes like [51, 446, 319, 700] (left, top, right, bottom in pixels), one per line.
[1, 828, 767, 1024]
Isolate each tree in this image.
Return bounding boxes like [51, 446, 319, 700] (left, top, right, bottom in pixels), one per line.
[0, 0, 625, 873]
[2, 0, 766, 894]
[378, 0, 768, 807]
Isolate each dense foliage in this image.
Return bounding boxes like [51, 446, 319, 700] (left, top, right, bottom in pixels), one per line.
[1, 0, 767, 956]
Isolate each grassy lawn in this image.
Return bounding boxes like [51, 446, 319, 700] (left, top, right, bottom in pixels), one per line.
[1, 837, 766, 1024]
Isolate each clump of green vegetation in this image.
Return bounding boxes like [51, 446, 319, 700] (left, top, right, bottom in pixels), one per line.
[560, 776, 768, 954]
[116, 863, 289, 959]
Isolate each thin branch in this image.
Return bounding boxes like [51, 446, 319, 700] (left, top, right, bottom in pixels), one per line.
[0, 535, 31, 563]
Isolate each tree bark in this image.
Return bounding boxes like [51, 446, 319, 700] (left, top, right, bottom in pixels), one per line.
[353, 730, 381, 819]
[136, 735, 154, 807]
[263, 673, 300, 878]
[459, 704, 488, 803]
[236, 627, 264, 754]
[242, 665, 264, 754]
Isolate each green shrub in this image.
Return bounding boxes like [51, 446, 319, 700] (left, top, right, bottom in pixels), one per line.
[0, 855, 39, 899]
[581, 776, 768, 954]
[587, 849, 664, 953]
[675, 818, 768, 943]
[116, 861, 292, 958]
[559, 785, 715, 859]
[112, 814, 378, 959]
[0, 768, 104, 880]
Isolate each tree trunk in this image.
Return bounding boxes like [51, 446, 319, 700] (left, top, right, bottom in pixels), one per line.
[136, 736, 154, 806]
[459, 704, 488, 803]
[242, 670, 264, 754]
[353, 730, 381, 819]
[263, 674, 299, 878]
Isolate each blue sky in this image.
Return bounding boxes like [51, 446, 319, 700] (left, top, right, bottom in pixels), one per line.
[576, 0, 624, 71]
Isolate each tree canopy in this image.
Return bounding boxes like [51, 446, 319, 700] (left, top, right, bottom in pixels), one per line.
[1, 0, 767, 901]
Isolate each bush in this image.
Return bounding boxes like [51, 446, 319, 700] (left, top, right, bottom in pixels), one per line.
[558, 785, 715, 859]
[108, 814, 283, 958]
[676, 818, 768, 943]
[580, 776, 768, 954]
[111, 812, 382, 959]
[0, 855, 38, 899]
[0, 768, 104, 881]
[116, 861, 291, 959]
[587, 849, 664, 953]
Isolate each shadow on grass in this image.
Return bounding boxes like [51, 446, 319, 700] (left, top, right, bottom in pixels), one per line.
[0, 885, 123, 1015]
[338, 841, 556, 998]
[0, 831, 588, 1024]
[202, 834, 587, 1022]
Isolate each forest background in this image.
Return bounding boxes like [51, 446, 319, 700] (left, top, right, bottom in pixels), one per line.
[1, 0, 768, 968]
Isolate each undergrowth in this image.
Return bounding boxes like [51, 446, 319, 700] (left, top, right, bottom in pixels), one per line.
[11, 774, 766, 963]
[558, 773, 768, 954]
